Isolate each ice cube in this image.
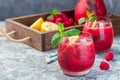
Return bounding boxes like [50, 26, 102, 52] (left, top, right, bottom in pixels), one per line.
[80, 38, 87, 44]
[99, 22, 105, 40]
[99, 22, 104, 28]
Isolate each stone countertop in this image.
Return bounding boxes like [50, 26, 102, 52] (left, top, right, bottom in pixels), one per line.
[0, 21, 120, 80]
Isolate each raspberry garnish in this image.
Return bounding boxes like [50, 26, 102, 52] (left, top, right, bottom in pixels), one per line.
[100, 61, 110, 70]
[105, 51, 114, 61]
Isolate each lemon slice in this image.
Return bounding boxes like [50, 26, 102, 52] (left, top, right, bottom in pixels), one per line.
[30, 17, 44, 30]
[69, 35, 79, 45]
[92, 20, 97, 28]
[41, 22, 58, 32]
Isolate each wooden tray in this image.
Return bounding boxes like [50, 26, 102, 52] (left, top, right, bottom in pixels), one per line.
[5, 9, 120, 51]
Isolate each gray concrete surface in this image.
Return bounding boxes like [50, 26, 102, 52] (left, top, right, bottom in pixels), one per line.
[0, 22, 120, 80]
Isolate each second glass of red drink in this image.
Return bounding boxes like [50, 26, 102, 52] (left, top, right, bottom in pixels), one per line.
[83, 18, 114, 53]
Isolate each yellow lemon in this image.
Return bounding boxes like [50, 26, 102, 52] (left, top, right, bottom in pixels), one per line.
[30, 17, 44, 30]
[69, 35, 79, 45]
[41, 22, 58, 32]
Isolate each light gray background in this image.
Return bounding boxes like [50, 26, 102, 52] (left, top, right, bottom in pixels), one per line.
[0, 0, 77, 20]
[0, 0, 120, 20]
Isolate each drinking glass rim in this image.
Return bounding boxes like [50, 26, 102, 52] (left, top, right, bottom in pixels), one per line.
[80, 31, 92, 38]
[61, 31, 93, 44]
[85, 17, 111, 23]
[85, 17, 112, 29]
[62, 31, 92, 38]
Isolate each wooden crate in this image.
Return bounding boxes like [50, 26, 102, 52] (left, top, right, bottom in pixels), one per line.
[5, 9, 120, 51]
[110, 14, 120, 35]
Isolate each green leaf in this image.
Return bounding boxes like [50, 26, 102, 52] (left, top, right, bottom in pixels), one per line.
[51, 23, 81, 47]
[62, 32, 67, 37]
[86, 11, 93, 18]
[50, 8, 61, 15]
[78, 18, 87, 24]
[47, 9, 60, 19]
[89, 16, 98, 21]
[65, 29, 80, 36]
[51, 33, 62, 48]
[47, 15, 53, 19]
[58, 23, 64, 35]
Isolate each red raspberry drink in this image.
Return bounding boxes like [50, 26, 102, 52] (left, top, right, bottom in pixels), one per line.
[58, 32, 95, 76]
[83, 19, 114, 53]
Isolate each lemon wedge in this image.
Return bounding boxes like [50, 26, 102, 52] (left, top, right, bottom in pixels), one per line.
[69, 35, 79, 45]
[92, 20, 97, 28]
[41, 22, 58, 32]
[30, 17, 44, 30]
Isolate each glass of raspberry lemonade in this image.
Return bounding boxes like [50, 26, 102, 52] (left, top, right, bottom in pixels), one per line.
[83, 18, 114, 53]
[57, 32, 95, 76]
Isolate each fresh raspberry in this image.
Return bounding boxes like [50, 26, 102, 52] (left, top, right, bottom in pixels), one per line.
[54, 14, 61, 19]
[68, 18, 74, 25]
[63, 22, 67, 27]
[55, 21, 59, 24]
[105, 52, 114, 61]
[48, 17, 56, 22]
[62, 14, 69, 21]
[56, 18, 63, 23]
[100, 61, 110, 70]
[60, 13, 67, 17]
[64, 21, 70, 27]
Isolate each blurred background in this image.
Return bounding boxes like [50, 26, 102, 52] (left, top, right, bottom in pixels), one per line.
[0, 0, 77, 20]
[0, 0, 119, 21]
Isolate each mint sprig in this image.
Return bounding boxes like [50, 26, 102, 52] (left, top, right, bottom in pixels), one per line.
[51, 33, 61, 48]
[47, 9, 61, 19]
[65, 29, 80, 36]
[78, 18, 87, 25]
[78, 11, 98, 25]
[51, 23, 80, 48]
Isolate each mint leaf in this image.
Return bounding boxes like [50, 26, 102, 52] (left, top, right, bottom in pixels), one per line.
[51, 23, 65, 48]
[51, 23, 81, 48]
[58, 23, 64, 36]
[86, 11, 93, 18]
[47, 15, 53, 19]
[65, 29, 80, 36]
[47, 9, 61, 19]
[89, 16, 98, 21]
[78, 18, 87, 24]
[50, 9, 60, 15]
[62, 32, 67, 37]
[51, 33, 62, 48]
[58, 23, 64, 32]
[78, 11, 99, 24]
